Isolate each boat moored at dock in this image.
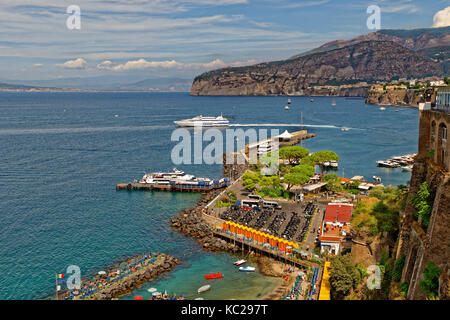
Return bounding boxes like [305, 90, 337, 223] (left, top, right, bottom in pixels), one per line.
[117, 168, 230, 193]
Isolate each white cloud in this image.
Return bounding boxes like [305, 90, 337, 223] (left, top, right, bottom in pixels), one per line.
[96, 58, 261, 72]
[58, 58, 88, 69]
[432, 7, 450, 28]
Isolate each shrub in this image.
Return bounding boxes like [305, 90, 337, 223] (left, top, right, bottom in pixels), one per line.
[419, 262, 441, 297]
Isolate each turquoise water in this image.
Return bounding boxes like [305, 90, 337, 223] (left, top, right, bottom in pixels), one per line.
[0, 93, 418, 299]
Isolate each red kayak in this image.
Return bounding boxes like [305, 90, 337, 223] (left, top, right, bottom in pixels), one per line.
[204, 272, 224, 280]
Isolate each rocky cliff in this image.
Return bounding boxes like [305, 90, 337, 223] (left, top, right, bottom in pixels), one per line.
[191, 41, 442, 96]
[365, 88, 437, 107]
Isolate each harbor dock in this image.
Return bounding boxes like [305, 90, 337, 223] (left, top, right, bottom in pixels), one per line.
[116, 182, 229, 193]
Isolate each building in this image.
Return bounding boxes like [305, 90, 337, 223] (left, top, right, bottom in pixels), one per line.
[397, 86, 450, 300]
[318, 202, 353, 255]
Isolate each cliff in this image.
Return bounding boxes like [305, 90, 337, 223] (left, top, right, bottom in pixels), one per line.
[365, 88, 437, 107]
[191, 41, 442, 96]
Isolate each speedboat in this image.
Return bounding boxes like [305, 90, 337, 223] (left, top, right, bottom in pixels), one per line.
[174, 114, 230, 127]
[233, 259, 247, 266]
[239, 266, 256, 272]
[284, 106, 290, 110]
[198, 284, 211, 294]
[379, 107, 386, 111]
[341, 127, 350, 132]
[204, 272, 223, 280]
[287, 99, 292, 104]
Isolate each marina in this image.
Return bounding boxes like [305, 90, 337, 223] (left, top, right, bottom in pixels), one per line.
[377, 153, 416, 169]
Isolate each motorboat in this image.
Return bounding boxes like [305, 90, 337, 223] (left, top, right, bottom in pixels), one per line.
[174, 114, 230, 127]
[204, 272, 223, 280]
[233, 259, 247, 266]
[284, 106, 290, 110]
[377, 160, 400, 168]
[379, 107, 386, 111]
[287, 99, 292, 104]
[239, 266, 256, 272]
[198, 284, 211, 294]
[373, 176, 382, 182]
[341, 127, 350, 132]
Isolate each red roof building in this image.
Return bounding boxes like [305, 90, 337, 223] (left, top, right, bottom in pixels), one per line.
[323, 203, 353, 223]
[319, 202, 354, 255]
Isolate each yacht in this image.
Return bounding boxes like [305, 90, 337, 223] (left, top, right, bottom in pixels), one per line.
[174, 114, 230, 127]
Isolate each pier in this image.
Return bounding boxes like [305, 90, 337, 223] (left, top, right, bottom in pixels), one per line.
[116, 182, 228, 193]
[213, 229, 322, 271]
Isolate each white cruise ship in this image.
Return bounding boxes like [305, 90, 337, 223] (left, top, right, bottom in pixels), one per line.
[174, 115, 230, 127]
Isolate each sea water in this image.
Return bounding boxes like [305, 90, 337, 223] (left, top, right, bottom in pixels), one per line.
[0, 92, 418, 299]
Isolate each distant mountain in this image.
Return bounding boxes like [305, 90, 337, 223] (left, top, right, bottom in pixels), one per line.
[191, 41, 442, 96]
[114, 78, 192, 91]
[290, 26, 450, 59]
[4, 76, 192, 91]
[0, 82, 57, 91]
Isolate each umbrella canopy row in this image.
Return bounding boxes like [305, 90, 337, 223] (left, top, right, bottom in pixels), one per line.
[217, 221, 300, 251]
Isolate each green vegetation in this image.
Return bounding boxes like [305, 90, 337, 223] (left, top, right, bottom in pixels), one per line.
[419, 262, 441, 298]
[216, 190, 237, 207]
[400, 282, 409, 297]
[323, 173, 344, 193]
[392, 256, 406, 282]
[329, 253, 361, 299]
[410, 182, 433, 228]
[278, 146, 309, 165]
[351, 185, 406, 236]
[242, 171, 289, 199]
[310, 151, 339, 174]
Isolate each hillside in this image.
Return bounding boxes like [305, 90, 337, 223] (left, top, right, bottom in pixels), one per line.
[191, 41, 442, 96]
[290, 26, 450, 59]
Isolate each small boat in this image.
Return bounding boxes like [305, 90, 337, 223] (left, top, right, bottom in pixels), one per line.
[239, 266, 256, 272]
[402, 165, 413, 172]
[198, 284, 211, 294]
[287, 99, 292, 104]
[284, 106, 290, 110]
[204, 272, 223, 280]
[331, 98, 336, 106]
[233, 259, 247, 266]
[379, 107, 386, 111]
[373, 176, 382, 182]
[310, 98, 314, 102]
[341, 127, 350, 132]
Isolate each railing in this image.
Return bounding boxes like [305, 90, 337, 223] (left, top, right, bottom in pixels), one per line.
[432, 104, 450, 113]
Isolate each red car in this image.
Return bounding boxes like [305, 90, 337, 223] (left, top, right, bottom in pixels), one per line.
[242, 206, 253, 211]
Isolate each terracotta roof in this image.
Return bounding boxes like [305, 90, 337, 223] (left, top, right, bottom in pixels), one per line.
[324, 203, 353, 223]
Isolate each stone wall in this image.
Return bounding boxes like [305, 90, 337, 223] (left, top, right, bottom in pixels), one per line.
[397, 108, 450, 300]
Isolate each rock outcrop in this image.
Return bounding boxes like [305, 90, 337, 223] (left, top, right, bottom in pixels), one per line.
[191, 41, 442, 96]
[365, 88, 437, 107]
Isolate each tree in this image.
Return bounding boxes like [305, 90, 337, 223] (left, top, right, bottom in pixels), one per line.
[311, 151, 339, 175]
[411, 182, 432, 228]
[323, 173, 344, 193]
[420, 262, 441, 297]
[278, 146, 309, 165]
[283, 172, 310, 191]
[291, 164, 315, 176]
[329, 254, 361, 299]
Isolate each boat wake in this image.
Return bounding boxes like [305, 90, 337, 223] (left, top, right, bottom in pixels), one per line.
[0, 125, 172, 136]
[230, 123, 353, 130]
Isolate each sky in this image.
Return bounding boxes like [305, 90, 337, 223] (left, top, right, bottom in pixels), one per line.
[0, 0, 449, 81]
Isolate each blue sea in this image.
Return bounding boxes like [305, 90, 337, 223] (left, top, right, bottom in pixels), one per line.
[0, 92, 418, 299]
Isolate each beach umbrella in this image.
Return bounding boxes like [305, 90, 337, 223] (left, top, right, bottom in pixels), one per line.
[148, 288, 157, 293]
[152, 292, 161, 296]
[133, 296, 144, 300]
[98, 271, 106, 275]
[195, 298, 204, 300]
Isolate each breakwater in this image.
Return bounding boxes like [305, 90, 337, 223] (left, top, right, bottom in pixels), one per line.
[56, 253, 180, 300]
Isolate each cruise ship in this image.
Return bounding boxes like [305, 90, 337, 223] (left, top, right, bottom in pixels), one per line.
[174, 115, 230, 127]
